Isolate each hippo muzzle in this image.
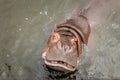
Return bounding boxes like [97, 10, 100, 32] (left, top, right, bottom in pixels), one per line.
[42, 15, 91, 72]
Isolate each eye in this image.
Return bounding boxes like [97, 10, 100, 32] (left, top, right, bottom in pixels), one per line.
[71, 38, 77, 46]
[51, 32, 60, 43]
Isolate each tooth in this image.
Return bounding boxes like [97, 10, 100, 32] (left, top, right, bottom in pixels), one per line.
[67, 64, 72, 69]
[54, 61, 57, 64]
[55, 61, 58, 64]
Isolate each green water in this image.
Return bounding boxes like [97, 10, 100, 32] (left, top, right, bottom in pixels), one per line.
[0, 0, 120, 80]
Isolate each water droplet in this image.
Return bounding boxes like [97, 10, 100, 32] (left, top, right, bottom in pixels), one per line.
[25, 18, 29, 20]
[112, 23, 119, 29]
[39, 11, 42, 14]
[19, 28, 22, 31]
[44, 11, 47, 15]
[6, 54, 10, 57]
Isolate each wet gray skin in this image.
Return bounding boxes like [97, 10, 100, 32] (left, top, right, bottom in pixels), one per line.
[0, 0, 120, 80]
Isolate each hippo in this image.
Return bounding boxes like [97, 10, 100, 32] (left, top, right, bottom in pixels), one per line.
[42, 14, 91, 72]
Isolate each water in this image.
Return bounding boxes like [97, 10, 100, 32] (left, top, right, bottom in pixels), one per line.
[0, 0, 120, 80]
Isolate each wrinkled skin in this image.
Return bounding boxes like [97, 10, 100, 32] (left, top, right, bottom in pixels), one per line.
[42, 15, 91, 72]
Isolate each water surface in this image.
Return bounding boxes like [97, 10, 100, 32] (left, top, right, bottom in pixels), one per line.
[0, 0, 120, 80]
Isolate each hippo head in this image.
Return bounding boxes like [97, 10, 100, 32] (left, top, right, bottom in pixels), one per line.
[42, 15, 90, 72]
[42, 31, 81, 72]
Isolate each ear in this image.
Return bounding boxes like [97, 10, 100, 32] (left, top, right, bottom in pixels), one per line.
[73, 15, 91, 45]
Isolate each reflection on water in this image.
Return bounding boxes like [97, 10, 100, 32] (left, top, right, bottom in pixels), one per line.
[0, 0, 120, 80]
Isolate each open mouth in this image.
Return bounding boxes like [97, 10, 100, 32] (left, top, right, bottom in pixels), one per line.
[44, 59, 76, 72]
